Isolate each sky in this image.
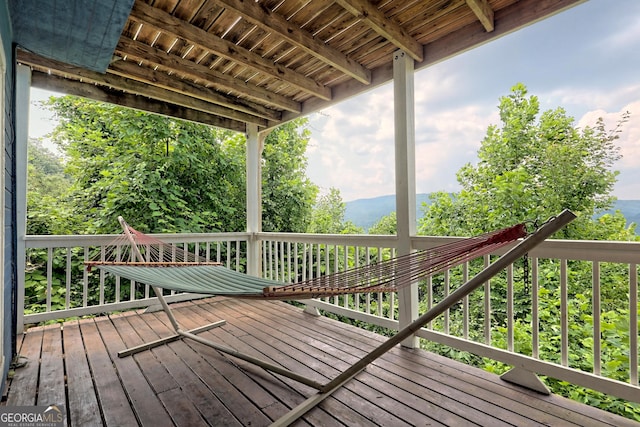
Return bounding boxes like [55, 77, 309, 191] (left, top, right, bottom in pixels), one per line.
[29, 0, 640, 202]
[305, 0, 640, 201]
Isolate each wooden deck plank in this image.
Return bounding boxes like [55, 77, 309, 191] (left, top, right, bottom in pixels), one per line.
[79, 317, 139, 427]
[4, 297, 638, 427]
[200, 300, 440, 426]
[127, 310, 244, 426]
[6, 327, 43, 406]
[112, 313, 179, 394]
[63, 321, 102, 427]
[242, 300, 534, 425]
[93, 315, 172, 426]
[179, 303, 374, 426]
[157, 387, 208, 427]
[161, 304, 309, 426]
[222, 299, 500, 426]
[37, 326, 66, 407]
[299, 302, 635, 427]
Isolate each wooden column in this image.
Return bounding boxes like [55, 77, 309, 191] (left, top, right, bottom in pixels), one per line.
[15, 65, 30, 334]
[393, 50, 418, 348]
[246, 124, 265, 277]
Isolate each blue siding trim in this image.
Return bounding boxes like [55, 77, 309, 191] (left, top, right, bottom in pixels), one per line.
[1, 0, 15, 396]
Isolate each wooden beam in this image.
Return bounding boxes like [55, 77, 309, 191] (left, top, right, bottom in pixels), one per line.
[335, 0, 424, 62]
[210, 0, 371, 85]
[129, 0, 332, 101]
[108, 58, 282, 121]
[30, 71, 247, 132]
[465, 0, 495, 32]
[17, 50, 269, 127]
[116, 37, 301, 113]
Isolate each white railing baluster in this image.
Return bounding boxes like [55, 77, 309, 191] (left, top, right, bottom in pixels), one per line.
[484, 254, 491, 345]
[463, 262, 469, 339]
[507, 264, 514, 352]
[426, 275, 433, 329]
[443, 269, 450, 334]
[593, 262, 601, 376]
[630, 264, 638, 386]
[561, 258, 568, 367]
[532, 257, 539, 359]
[99, 246, 106, 305]
[115, 245, 121, 303]
[65, 248, 71, 309]
[83, 247, 89, 307]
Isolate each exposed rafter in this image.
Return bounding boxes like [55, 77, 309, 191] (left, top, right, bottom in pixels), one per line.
[465, 0, 494, 32]
[129, 0, 332, 100]
[108, 59, 282, 121]
[116, 37, 302, 113]
[30, 71, 248, 132]
[335, 0, 423, 62]
[210, 0, 372, 85]
[18, 50, 270, 127]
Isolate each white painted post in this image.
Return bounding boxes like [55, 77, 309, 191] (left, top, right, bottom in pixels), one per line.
[246, 124, 264, 277]
[15, 65, 30, 335]
[393, 50, 418, 348]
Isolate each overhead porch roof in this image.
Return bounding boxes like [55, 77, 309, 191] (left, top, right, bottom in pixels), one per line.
[12, 0, 586, 134]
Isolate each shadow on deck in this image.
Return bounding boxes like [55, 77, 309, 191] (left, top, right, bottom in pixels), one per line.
[2, 297, 635, 426]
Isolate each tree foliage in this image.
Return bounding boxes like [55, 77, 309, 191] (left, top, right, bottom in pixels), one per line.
[419, 83, 634, 240]
[307, 187, 362, 234]
[45, 96, 317, 234]
[26, 138, 74, 235]
[261, 121, 319, 232]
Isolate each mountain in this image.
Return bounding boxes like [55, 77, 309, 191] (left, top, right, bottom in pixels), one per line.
[345, 194, 640, 232]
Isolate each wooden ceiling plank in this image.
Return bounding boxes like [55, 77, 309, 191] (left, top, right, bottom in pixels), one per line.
[335, 0, 424, 62]
[30, 70, 247, 132]
[209, 0, 372, 85]
[280, 0, 586, 131]
[108, 58, 282, 121]
[116, 37, 301, 113]
[129, 0, 331, 100]
[465, 0, 495, 32]
[17, 50, 269, 127]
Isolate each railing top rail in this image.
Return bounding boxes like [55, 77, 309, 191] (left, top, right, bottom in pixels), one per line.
[24, 231, 640, 263]
[258, 232, 398, 246]
[24, 232, 251, 248]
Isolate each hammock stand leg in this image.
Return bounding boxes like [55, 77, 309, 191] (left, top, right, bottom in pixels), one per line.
[270, 209, 576, 427]
[117, 288, 227, 357]
[118, 286, 325, 390]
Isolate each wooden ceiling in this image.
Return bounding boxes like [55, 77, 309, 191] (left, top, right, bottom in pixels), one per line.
[18, 0, 586, 133]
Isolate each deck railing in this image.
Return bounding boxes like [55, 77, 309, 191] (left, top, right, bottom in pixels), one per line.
[20, 232, 640, 406]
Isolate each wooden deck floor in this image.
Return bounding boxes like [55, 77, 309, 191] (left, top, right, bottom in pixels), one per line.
[2, 297, 637, 426]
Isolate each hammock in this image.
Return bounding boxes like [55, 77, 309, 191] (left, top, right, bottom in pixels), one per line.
[86, 218, 528, 299]
[85, 211, 575, 427]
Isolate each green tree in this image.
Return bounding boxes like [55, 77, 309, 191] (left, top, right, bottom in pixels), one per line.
[368, 212, 397, 234]
[26, 138, 75, 234]
[419, 83, 634, 240]
[307, 187, 363, 234]
[46, 96, 317, 234]
[261, 119, 319, 232]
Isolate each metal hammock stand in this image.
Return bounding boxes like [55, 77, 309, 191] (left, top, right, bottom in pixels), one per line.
[86, 210, 576, 427]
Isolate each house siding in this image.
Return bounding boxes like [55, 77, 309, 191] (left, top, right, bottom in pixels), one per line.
[1, 0, 16, 395]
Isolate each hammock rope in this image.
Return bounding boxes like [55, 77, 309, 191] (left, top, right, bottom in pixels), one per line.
[85, 219, 528, 299]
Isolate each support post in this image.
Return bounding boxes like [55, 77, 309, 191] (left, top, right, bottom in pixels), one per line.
[15, 65, 30, 335]
[246, 124, 265, 277]
[393, 50, 418, 348]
